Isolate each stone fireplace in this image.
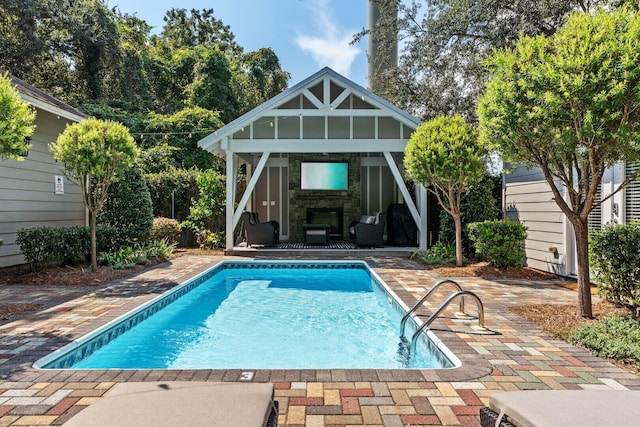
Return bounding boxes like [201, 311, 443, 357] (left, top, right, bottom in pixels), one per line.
[306, 207, 344, 240]
[289, 153, 361, 242]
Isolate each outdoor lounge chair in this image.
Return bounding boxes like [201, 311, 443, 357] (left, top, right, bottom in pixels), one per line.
[241, 211, 279, 247]
[480, 390, 640, 427]
[63, 382, 278, 427]
[349, 212, 387, 247]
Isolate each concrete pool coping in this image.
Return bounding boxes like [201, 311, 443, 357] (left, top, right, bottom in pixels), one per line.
[0, 254, 639, 426]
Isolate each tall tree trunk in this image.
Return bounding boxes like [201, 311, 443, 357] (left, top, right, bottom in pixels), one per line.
[90, 209, 98, 272]
[453, 212, 463, 267]
[572, 218, 593, 318]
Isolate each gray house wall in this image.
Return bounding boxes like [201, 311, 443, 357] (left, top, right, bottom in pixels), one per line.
[504, 165, 565, 274]
[0, 109, 85, 268]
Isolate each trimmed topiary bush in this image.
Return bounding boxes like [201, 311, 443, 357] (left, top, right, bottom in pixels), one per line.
[590, 222, 640, 309]
[468, 220, 527, 267]
[98, 166, 154, 247]
[150, 217, 181, 244]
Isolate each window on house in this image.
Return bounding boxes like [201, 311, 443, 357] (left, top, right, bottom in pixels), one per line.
[588, 182, 602, 230]
[625, 162, 640, 222]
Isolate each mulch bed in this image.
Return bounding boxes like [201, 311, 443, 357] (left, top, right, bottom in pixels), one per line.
[431, 261, 557, 280]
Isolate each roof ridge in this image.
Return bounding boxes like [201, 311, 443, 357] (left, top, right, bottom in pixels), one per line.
[1, 70, 87, 120]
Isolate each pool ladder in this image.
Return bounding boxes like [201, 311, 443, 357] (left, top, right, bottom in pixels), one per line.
[398, 279, 491, 357]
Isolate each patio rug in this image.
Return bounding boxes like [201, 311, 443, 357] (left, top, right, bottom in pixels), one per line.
[276, 241, 361, 249]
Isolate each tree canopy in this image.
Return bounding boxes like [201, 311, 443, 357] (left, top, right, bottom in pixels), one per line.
[477, 8, 640, 317]
[405, 114, 486, 266]
[0, 0, 290, 226]
[0, 2, 289, 128]
[0, 73, 35, 161]
[358, 0, 634, 122]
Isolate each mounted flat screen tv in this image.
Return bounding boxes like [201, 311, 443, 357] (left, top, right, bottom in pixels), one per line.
[300, 162, 348, 190]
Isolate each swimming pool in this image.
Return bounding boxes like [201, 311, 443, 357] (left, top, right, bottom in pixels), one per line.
[35, 261, 458, 370]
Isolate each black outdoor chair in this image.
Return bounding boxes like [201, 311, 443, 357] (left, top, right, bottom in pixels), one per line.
[241, 211, 279, 247]
[349, 212, 387, 247]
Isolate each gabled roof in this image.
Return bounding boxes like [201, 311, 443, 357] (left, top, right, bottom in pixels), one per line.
[4, 71, 87, 122]
[198, 67, 420, 157]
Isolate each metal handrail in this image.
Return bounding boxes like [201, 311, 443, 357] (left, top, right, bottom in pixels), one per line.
[399, 279, 464, 337]
[410, 290, 485, 352]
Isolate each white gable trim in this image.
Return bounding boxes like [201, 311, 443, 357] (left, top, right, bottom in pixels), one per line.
[198, 67, 420, 154]
[21, 94, 85, 123]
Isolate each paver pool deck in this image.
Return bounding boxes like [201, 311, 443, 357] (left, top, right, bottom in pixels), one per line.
[0, 254, 638, 426]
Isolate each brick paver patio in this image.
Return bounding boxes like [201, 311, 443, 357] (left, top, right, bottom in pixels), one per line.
[0, 254, 638, 426]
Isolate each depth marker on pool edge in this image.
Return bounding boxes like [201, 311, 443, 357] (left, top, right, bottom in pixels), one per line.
[240, 371, 255, 381]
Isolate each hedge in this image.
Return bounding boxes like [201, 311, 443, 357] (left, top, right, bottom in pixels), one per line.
[16, 226, 117, 270]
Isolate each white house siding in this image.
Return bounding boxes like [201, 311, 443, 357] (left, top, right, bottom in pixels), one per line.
[0, 110, 85, 268]
[504, 165, 565, 274]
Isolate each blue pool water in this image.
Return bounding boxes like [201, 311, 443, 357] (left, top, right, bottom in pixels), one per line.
[38, 262, 456, 370]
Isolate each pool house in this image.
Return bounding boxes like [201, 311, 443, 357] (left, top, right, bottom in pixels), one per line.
[198, 67, 431, 251]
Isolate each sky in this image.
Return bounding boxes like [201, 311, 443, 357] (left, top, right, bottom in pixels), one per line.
[109, 0, 370, 87]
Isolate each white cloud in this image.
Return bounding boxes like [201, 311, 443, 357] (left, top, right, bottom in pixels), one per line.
[295, 1, 361, 77]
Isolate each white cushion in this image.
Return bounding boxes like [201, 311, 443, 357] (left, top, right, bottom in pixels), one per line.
[373, 212, 381, 225]
[489, 390, 640, 427]
[63, 382, 275, 427]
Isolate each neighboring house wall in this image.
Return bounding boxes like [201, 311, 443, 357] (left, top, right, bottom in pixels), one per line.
[504, 165, 565, 275]
[0, 109, 85, 268]
[505, 162, 640, 277]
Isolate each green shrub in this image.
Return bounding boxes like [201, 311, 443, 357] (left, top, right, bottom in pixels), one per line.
[468, 220, 527, 267]
[98, 246, 148, 269]
[411, 242, 459, 265]
[16, 225, 118, 270]
[98, 250, 133, 269]
[182, 169, 226, 235]
[62, 225, 118, 257]
[97, 166, 154, 247]
[150, 217, 181, 244]
[16, 227, 59, 270]
[98, 239, 176, 269]
[144, 238, 177, 259]
[590, 222, 640, 309]
[145, 168, 200, 221]
[56, 226, 89, 265]
[95, 225, 119, 253]
[569, 314, 640, 368]
[439, 174, 501, 253]
[197, 230, 225, 250]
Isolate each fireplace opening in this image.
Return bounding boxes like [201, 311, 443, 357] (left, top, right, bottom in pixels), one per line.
[306, 207, 343, 240]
